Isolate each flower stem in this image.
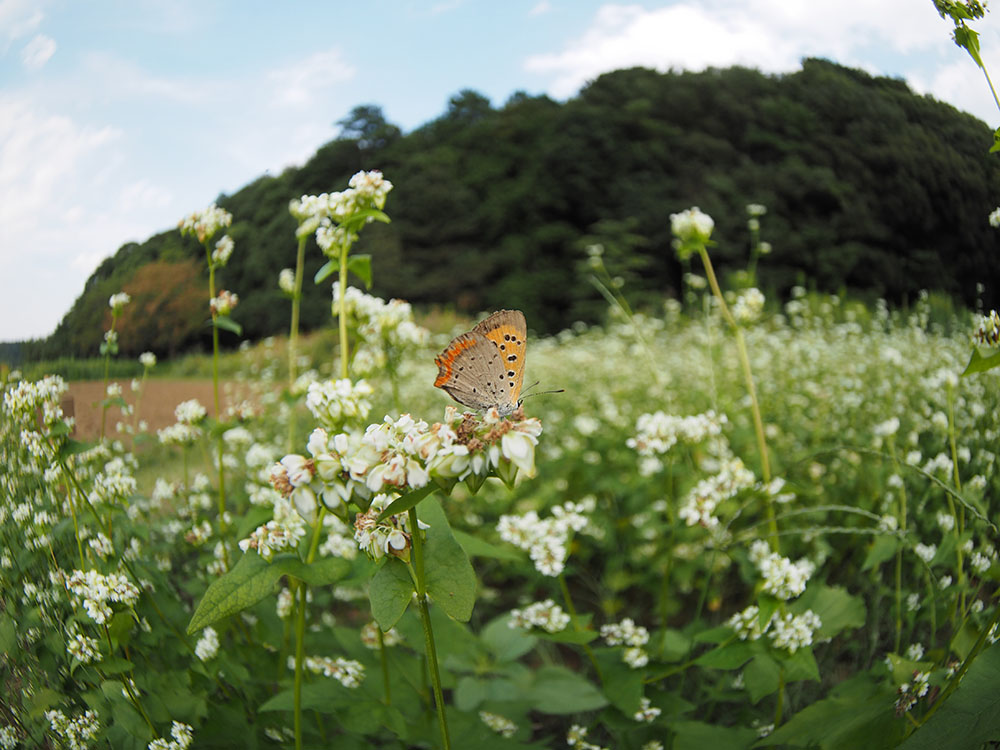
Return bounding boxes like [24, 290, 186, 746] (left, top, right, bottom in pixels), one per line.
[408, 507, 450, 750]
[337, 241, 350, 380]
[206, 257, 228, 535]
[287, 234, 308, 452]
[558, 573, 604, 683]
[293, 579, 306, 750]
[379, 627, 392, 706]
[697, 246, 776, 547]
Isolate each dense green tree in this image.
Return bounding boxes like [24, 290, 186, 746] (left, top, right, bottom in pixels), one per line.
[25, 59, 1000, 360]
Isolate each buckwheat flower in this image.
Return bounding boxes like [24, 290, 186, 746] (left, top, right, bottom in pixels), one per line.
[67, 633, 101, 663]
[878, 514, 899, 533]
[509, 599, 571, 633]
[628, 410, 726, 456]
[174, 399, 206, 425]
[671, 206, 714, 259]
[353, 493, 428, 562]
[480, 711, 517, 738]
[970, 551, 992, 573]
[88, 532, 114, 559]
[212, 234, 234, 266]
[678, 458, 755, 529]
[749, 540, 814, 600]
[624, 647, 649, 668]
[47, 709, 101, 749]
[974, 310, 1000, 346]
[305, 378, 374, 429]
[302, 655, 365, 688]
[989, 207, 1000, 228]
[139, 351, 156, 368]
[278, 268, 296, 295]
[567, 724, 589, 747]
[109, 292, 131, 312]
[874, 417, 900, 439]
[633, 696, 661, 722]
[732, 288, 765, 324]
[276, 587, 294, 619]
[935, 511, 955, 532]
[238, 496, 308, 559]
[209, 289, 239, 316]
[0, 726, 18, 750]
[939, 574, 953, 588]
[360, 621, 402, 648]
[905, 642, 925, 661]
[497, 500, 591, 577]
[601, 618, 650, 648]
[914, 543, 937, 564]
[769, 610, 821, 652]
[195, 625, 219, 661]
[179, 202, 232, 243]
[643, 742, 664, 750]
[746, 203, 767, 217]
[728, 604, 771, 641]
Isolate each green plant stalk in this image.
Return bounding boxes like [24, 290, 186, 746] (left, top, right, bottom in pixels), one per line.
[99, 314, 116, 441]
[946, 382, 967, 618]
[408, 507, 450, 750]
[206, 252, 228, 530]
[558, 573, 604, 683]
[378, 627, 391, 706]
[774, 668, 786, 727]
[337, 240, 350, 380]
[888, 439, 908, 654]
[287, 234, 308, 451]
[696, 246, 776, 546]
[57, 453, 112, 540]
[293, 579, 306, 750]
[103, 624, 154, 732]
[746, 224, 761, 286]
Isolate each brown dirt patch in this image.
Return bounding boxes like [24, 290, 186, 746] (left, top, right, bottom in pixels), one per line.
[64, 379, 257, 441]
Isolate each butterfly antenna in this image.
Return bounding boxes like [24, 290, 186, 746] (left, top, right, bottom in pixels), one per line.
[519, 380, 541, 395]
[521, 388, 565, 400]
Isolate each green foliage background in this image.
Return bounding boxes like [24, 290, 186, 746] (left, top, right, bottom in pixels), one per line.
[15, 58, 1000, 360]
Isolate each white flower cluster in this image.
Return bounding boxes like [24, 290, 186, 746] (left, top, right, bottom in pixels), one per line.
[566, 724, 608, 750]
[914, 542, 936, 564]
[289, 170, 393, 252]
[678, 457, 756, 529]
[0, 725, 18, 750]
[480, 711, 517, 738]
[360, 621, 402, 648]
[148, 721, 194, 750]
[895, 670, 931, 713]
[748, 540, 815, 600]
[732, 288, 765, 324]
[212, 234, 234, 267]
[301, 655, 365, 688]
[509, 599, 571, 633]
[47, 709, 101, 750]
[66, 569, 140, 624]
[175, 399, 207, 424]
[727, 605, 823, 654]
[89, 457, 137, 504]
[179, 202, 232, 243]
[601, 617, 650, 669]
[109, 292, 131, 312]
[974, 309, 1000, 347]
[633, 696, 661, 722]
[67, 633, 102, 663]
[195, 625, 219, 661]
[209, 289, 239, 317]
[159, 399, 207, 445]
[3, 374, 68, 428]
[331, 287, 429, 373]
[670, 206, 714, 244]
[497, 499, 592, 577]
[238, 496, 307, 560]
[353, 493, 428, 562]
[305, 378, 374, 430]
[628, 410, 727, 456]
[139, 351, 157, 368]
[278, 267, 296, 294]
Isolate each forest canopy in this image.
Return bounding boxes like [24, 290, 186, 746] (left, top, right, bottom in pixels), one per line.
[22, 58, 1000, 359]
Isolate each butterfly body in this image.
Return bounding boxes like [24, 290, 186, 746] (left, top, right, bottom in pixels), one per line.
[434, 309, 527, 416]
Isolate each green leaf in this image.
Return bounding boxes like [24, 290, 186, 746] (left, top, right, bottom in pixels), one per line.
[793, 585, 866, 640]
[454, 675, 489, 711]
[759, 673, 901, 748]
[758, 594, 780, 629]
[419, 497, 477, 622]
[0, 613, 15, 653]
[744, 652, 781, 704]
[672, 720, 757, 750]
[694, 640, 753, 669]
[58, 439, 91, 459]
[213, 315, 242, 336]
[962, 345, 1000, 376]
[314, 259, 336, 284]
[862, 535, 900, 571]
[482, 615, 537, 662]
[452, 529, 523, 561]
[780, 646, 820, 683]
[347, 253, 373, 289]
[991, 127, 1000, 154]
[377, 485, 436, 522]
[188, 552, 293, 634]
[369, 558, 413, 631]
[898, 642, 1000, 750]
[528, 666, 608, 714]
[596, 650, 643, 715]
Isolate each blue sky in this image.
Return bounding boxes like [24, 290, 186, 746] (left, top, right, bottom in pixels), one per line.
[2, 0, 998, 342]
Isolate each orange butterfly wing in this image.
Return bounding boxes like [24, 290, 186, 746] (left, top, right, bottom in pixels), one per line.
[473, 309, 527, 407]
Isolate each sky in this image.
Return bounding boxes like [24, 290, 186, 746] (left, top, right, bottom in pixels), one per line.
[2, 0, 999, 342]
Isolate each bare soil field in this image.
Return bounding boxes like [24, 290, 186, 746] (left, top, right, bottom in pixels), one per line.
[64, 379, 256, 441]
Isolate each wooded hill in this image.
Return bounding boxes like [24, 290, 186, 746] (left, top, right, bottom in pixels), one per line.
[23, 58, 1000, 359]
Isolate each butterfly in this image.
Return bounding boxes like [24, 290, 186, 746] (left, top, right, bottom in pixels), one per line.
[434, 310, 527, 417]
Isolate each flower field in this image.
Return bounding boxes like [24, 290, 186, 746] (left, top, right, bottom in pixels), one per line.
[2, 171, 1000, 750]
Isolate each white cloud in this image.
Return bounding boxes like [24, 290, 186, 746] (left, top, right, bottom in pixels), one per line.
[268, 49, 357, 106]
[0, 0, 44, 46]
[524, 1, 951, 98]
[21, 33, 55, 69]
[529, 1, 551, 16]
